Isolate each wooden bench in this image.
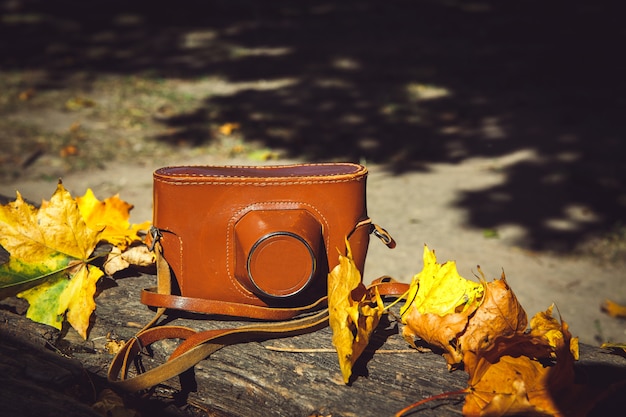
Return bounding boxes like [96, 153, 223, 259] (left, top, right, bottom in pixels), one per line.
[1, 272, 625, 416]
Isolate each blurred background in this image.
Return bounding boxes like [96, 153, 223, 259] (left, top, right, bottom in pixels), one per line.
[1, 1, 624, 266]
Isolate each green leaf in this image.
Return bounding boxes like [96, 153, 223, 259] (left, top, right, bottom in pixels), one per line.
[0, 254, 74, 299]
[18, 272, 70, 330]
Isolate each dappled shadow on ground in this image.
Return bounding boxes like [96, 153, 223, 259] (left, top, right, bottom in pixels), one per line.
[2, 0, 624, 252]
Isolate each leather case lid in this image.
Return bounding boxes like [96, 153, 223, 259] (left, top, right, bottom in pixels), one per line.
[154, 163, 367, 183]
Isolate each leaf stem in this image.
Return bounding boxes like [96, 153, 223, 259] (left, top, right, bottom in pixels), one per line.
[394, 389, 468, 417]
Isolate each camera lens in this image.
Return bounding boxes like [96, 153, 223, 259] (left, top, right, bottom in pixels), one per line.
[247, 232, 316, 298]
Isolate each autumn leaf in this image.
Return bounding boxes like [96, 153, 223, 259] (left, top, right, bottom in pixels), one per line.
[392, 247, 608, 417]
[328, 239, 384, 383]
[529, 304, 579, 360]
[462, 318, 598, 417]
[77, 188, 150, 250]
[400, 245, 484, 367]
[0, 185, 100, 261]
[456, 270, 528, 359]
[0, 254, 74, 299]
[18, 265, 104, 337]
[1, 182, 153, 337]
[92, 389, 139, 417]
[600, 342, 626, 356]
[103, 245, 154, 276]
[400, 245, 484, 317]
[0, 182, 103, 338]
[464, 352, 557, 417]
[601, 299, 626, 318]
[65, 96, 96, 111]
[218, 122, 240, 135]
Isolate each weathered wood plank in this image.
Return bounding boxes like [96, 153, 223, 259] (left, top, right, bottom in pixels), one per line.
[0, 315, 102, 417]
[2, 272, 626, 417]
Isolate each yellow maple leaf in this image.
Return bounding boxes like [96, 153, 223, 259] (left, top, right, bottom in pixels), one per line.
[1, 183, 100, 262]
[328, 239, 384, 383]
[400, 245, 484, 317]
[400, 245, 484, 366]
[0, 182, 103, 338]
[76, 188, 150, 250]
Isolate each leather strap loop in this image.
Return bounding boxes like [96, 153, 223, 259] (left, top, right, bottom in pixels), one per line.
[141, 288, 329, 320]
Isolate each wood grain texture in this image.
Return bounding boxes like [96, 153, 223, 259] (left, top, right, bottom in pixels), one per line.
[2, 273, 625, 417]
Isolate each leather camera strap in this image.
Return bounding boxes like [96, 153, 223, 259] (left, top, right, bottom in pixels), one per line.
[107, 306, 331, 391]
[108, 232, 407, 392]
[108, 283, 408, 392]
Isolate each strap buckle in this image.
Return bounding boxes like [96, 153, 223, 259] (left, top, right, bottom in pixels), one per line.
[147, 226, 162, 252]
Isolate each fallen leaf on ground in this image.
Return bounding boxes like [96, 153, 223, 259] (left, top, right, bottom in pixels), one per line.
[65, 96, 96, 111]
[92, 388, 139, 417]
[105, 338, 126, 355]
[60, 145, 79, 157]
[218, 122, 240, 135]
[463, 315, 597, 417]
[456, 269, 527, 360]
[529, 304, 579, 360]
[103, 245, 154, 276]
[600, 342, 626, 356]
[18, 88, 35, 101]
[1, 183, 100, 262]
[0, 182, 102, 337]
[0, 182, 151, 338]
[400, 245, 484, 367]
[328, 239, 384, 383]
[601, 299, 626, 318]
[77, 188, 150, 250]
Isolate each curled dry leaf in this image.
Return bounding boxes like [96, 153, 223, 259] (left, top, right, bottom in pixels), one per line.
[121, 244, 154, 266]
[104, 246, 127, 276]
[328, 239, 384, 383]
[400, 246, 533, 369]
[105, 339, 127, 355]
[457, 269, 527, 359]
[104, 245, 155, 276]
[92, 388, 139, 417]
[463, 317, 595, 417]
[529, 304, 579, 360]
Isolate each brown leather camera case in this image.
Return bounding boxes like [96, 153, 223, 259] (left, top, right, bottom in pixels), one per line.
[152, 163, 373, 308]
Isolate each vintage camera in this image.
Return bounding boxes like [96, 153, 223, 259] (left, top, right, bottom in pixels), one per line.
[150, 163, 380, 309]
